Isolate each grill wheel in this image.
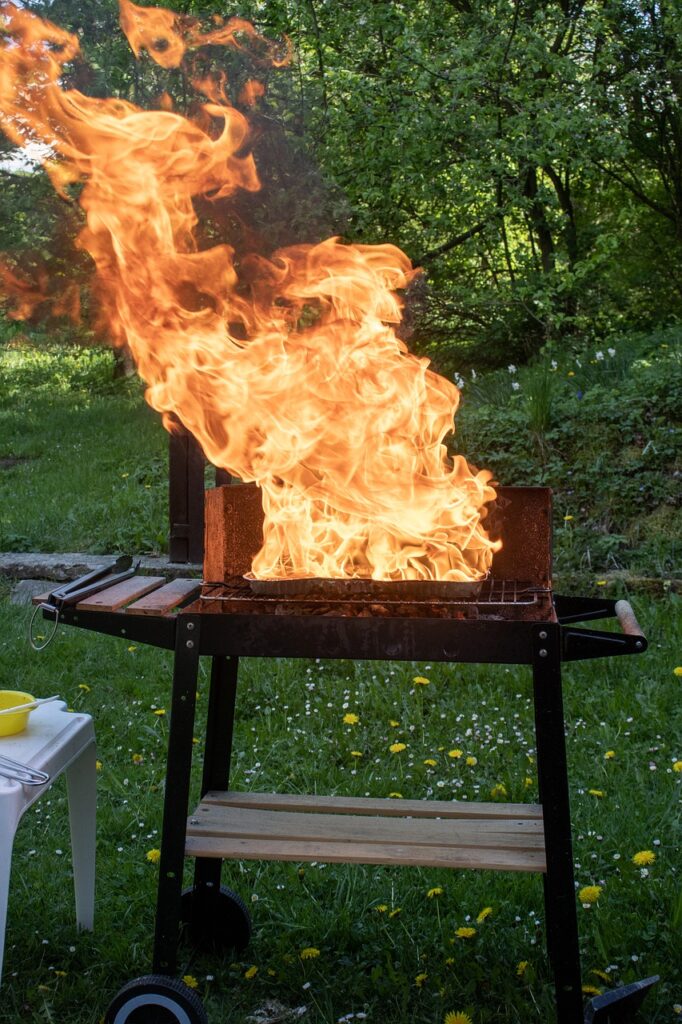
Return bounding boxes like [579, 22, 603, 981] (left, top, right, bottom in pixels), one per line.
[181, 884, 252, 951]
[104, 974, 207, 1024]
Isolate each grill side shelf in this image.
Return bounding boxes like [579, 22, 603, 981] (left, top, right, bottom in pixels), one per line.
[34, 573, 201, 650]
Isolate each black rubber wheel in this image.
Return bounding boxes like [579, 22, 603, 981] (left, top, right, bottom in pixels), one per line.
[104, 975, 208, 1024]
[181, 884, 252, 951]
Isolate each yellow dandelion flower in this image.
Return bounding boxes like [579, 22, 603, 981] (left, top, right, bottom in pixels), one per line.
[54, 970, 67, 977]
[444, 1011, 472, 1024]
[388, 791, 403, 798]
[448, 749, 463, 759]
[524, 776, 533, 787]
[673, 761, 682, 772]
[389, 908, 401, 918]
[300, 947, 320, 959]
[465, 756, 478, 766]
[578, 885, 602, 904]
[78, 683, 91, 692]
[455, 926, 476, 939]
[132, 753, 143, 764]
[374, 904, 388, 914]
[413, 676, 430, 686]
[244, 965, 258, 979]
[350, 750, 363, 758]
[567, 370, 575, 376]
[153, 708, 166, 716]
[590, 969, 610, 983]
[182, 975, 198, 989]
[95, 760, 103, 771]
[490, 783, 507, 799]
[596, 580, 607, 587]
[582, 985, 603, 996]
[427, 887, 443, 899]
[389, 742, 407, 753]
[588, 789, 605, 798]
[145, 848, 161, 864]
[343, 713, 359, 725]
[604, 750, 616, 760]
[127, 644, 137, 651]
[424, 758, 438, 767]
[444, 957, 455, 966]
[673, 667, 682, 677]
[389, 719, 400, 727]
[516, 960, 529, 977]
[632, 850, 655, 866]
[476, 906, 493, 923]
[415, 972, 428, 987]
[563, 515, 573, 521]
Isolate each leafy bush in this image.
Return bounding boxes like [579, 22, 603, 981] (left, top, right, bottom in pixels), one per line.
[454, 328, 682, 579]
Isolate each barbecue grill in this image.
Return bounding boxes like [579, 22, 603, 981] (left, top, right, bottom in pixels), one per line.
[35, 484, 657, 1024]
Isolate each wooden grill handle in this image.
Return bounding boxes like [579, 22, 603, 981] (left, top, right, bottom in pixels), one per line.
[614, 600, 644, 637]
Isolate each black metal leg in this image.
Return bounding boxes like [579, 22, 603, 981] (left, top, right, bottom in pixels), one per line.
[191, 656, 239, 901]
[532, 624, 583, 1024]
[152, 615, 201, 974]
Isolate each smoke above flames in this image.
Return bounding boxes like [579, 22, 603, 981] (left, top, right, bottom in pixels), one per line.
[0, 0, 499, 581]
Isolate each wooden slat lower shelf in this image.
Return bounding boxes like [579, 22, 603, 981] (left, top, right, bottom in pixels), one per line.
[186, 791, 546, 873]
[201, 789, 543, 821]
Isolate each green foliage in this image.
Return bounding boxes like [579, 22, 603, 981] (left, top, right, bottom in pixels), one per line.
[2, 0, 682, 365]
[455, 327, 682, 578]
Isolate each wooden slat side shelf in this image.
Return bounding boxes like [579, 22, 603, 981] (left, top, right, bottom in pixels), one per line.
[76, 576, 166, 612]
[126, 579, 201, 615]
[32, 577, 201, 615]
[186, 791, 546, 874]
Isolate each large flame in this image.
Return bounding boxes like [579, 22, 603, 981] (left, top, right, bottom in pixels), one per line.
[0, 1, 500, 581]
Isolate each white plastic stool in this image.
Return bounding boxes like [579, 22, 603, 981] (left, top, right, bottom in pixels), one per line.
[0, 700, 96, 983]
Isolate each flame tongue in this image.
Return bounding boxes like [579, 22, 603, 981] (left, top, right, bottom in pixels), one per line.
[0, 1, 500, 581]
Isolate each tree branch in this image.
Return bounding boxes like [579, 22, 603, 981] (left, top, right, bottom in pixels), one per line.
[593, 159, 676, 222]
[416, 220, 488, 264]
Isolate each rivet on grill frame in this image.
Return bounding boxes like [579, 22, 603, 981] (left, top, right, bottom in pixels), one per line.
[186, 640, 194, 649]
[539, 630, 548, 640]
[186, 622, 195, 631]
[539, 649, 548, 657]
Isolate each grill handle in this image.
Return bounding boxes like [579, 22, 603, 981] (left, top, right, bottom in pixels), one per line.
[615, 600, 644, 638]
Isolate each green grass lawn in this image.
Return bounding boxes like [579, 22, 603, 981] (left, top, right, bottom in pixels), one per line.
[0, 590, 679, 1024]
[0, 342, 168, 555]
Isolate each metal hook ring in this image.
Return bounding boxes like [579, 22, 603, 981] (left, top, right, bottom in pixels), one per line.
[28, 603, 59, 652]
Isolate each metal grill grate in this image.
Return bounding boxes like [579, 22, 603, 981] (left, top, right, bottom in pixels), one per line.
[199, 578, 550, 609]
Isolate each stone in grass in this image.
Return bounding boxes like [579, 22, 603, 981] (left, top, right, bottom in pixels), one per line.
[10, 579, 52, 606]
[245, 1001, 308, 1023]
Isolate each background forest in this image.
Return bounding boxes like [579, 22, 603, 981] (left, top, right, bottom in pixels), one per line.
[2, 0, 682, 369]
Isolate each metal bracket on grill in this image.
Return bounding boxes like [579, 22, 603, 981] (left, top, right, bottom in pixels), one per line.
[556, 595, 648, 661]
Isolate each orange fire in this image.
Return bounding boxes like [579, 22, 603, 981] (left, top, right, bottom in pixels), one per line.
[0, 1, 500, 581]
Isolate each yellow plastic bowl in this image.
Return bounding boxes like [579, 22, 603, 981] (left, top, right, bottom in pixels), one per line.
[0, 690, 35, 737]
